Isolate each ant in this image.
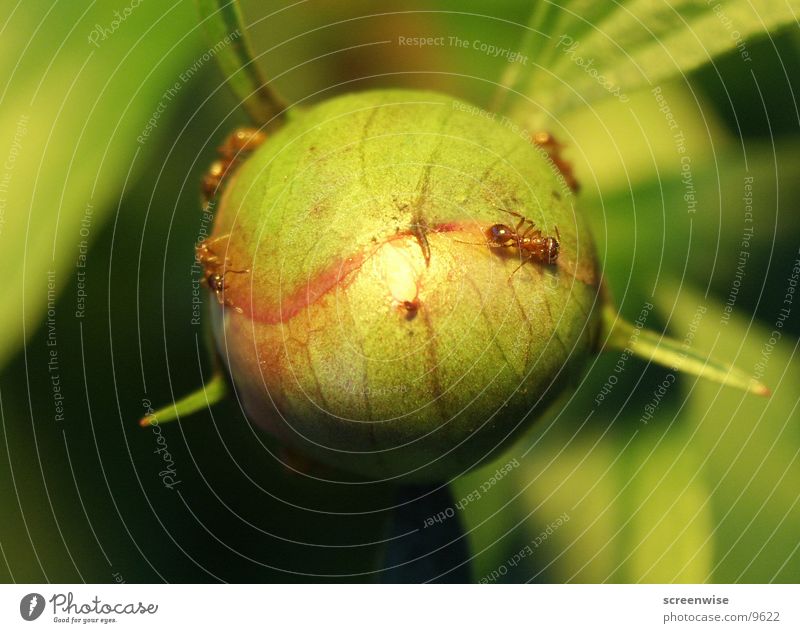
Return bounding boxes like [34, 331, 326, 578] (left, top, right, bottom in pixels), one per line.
[202, 127, 266, 209]
[196, 234, 249, 313]
[481, 208, 561, 276]
[531, 131, 580, 193]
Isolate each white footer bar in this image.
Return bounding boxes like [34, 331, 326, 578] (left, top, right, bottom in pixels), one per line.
[1, 584, 796, 631]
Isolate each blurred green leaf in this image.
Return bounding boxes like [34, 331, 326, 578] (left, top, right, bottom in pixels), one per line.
[242, 0, 534, 107]
[503, 0, 800, 125]
[666, 284, 800, 582]
[0, 0, 201, 368]
[580, 139, 800, 315]
[460, 417, 714, 582]
[553, 82, 730, 198]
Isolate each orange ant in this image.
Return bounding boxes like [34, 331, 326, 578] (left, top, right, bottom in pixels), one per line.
[196, 234, 249, 313]
[202, 127, 266, 208]
[458, 208, 561, 278]
[532, 131, 580, 193]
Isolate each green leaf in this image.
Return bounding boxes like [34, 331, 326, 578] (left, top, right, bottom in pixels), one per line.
[665, 284, 800, 582]
[615, 432, 715, 582]
[580, 139, 800, 304]
[501, 0, 800, 125]
[240, 0, 534, 108]
[195, 0, 287, 127]
[460, 421, 715, 582]
[490, 0, 617, 114]
[602, 304, 770, 396]
[549, 81, 731, 198]
[0, 2, 201, 369]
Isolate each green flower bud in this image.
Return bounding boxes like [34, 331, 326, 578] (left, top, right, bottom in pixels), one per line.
[205, 89, 602, 481]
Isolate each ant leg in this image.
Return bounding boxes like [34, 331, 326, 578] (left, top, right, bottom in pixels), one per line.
[199, 234, 246, 267]
[498, 206, 538, 237]
[498, 207, 526, 224]
[503, 209, 527, 234]
[210, 273, 244, 314]
[507, 257, 529, 281]
[521, 218, 539, 239]
[224, 298, 244, 314]
[201, 233, 232, 250]
[196, 245, 219, 268]
[452, 236, 503, 248]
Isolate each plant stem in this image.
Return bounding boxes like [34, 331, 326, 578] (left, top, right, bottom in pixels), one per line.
[195, 0, 288, 129]
[602, 304, 770, 396]
[139, 370, 228, 426]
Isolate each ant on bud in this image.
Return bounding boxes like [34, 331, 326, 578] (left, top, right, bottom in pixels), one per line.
[455, 207, 561, 278]
[486, 207, 560, 271]
[201, 127, 266, 209]
[196, 234, 249, 312]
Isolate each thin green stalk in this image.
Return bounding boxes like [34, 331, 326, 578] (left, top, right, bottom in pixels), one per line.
[139, 370, 228, 427]
[195, 0, 287, 128]
[602, 305, 770, 396]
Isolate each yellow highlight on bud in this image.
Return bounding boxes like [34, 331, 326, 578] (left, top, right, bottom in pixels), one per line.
[375, 237, 425, 309]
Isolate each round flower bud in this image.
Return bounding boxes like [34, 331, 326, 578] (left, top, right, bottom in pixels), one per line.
[205, 89, 602, 481]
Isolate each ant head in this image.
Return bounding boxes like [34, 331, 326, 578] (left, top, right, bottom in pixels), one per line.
[486, 223, 516, 247]
[207, 272, 224, 291]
